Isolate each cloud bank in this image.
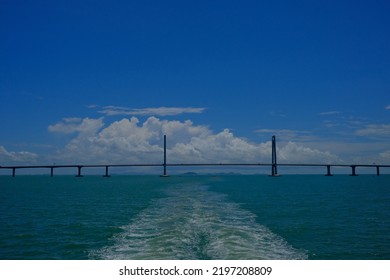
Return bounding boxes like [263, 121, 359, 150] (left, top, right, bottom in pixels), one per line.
[47, 116, 340, 167]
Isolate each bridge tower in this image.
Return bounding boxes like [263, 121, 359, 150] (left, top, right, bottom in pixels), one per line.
[160, 135, 169, 177]
[270, 135, 280, 176]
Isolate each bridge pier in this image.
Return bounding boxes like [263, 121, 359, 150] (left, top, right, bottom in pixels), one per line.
[271, 164, 278, 176]
[12, 167, 16, 177]
[75, 166, 83, 177]
[103, 165, 110, 177]
[376, 166, 380, 176]
[50, 167, 54, 177]
[325, 165, 333, 176]
[350, 165, 358, 176]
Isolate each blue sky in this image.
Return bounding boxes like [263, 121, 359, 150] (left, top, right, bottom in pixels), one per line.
[1, 0, 389, 172]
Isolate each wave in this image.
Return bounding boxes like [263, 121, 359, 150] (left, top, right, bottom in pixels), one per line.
[90, 184, 307, 260]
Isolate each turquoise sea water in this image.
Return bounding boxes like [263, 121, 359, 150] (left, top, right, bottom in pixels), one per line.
[0, 175, 389, 260]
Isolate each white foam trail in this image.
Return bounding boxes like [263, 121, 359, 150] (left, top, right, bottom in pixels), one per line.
[90, 184, 307, 260]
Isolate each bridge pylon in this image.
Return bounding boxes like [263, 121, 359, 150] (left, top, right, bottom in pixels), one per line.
[160, 135, 169, 177]
[270, 135, 280, 177]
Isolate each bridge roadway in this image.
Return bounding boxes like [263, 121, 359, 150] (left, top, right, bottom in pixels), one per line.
[1, 163, 390, 177]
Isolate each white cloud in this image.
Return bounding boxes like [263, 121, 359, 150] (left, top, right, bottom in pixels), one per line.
[48, 117, 104, 135]
[380, 150, 390, 161]
[355, 124, 390, 137]
[50, 116, 211, 164]
[62, 117, 83, 123]
[99, 106, 206, 116]
[0, 146, 38, 164]
[386, 105, 390, 110]
[319, 111, 341, 116]
[170, 129, 270, 163]
[48, 116, 341, 167]
[278, 142, 340, 164]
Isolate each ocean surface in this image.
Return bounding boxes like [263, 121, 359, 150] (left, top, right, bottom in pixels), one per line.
[0, 175, 389, 260]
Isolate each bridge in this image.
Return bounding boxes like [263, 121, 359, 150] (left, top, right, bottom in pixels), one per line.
[1, 136, 389, 177]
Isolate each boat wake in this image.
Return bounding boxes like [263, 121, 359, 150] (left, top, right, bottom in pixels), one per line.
[90, 184, 307, 260]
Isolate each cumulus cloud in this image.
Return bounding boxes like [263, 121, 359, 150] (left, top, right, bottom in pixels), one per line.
[98, 106, 206, 116]
[48, 117, 104, 135]
[169, 129, 271, 163]
[278, 142, 340, 164]
[48, 116, 340, 166]
[0, 146, 38, 164]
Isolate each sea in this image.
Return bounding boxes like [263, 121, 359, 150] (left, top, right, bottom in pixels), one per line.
[0, 175, 389, 260]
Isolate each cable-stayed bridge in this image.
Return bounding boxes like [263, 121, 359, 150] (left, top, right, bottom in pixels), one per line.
[1, 136, 389, 177]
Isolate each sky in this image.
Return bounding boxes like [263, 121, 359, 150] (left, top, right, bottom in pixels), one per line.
[1, 0, 389, 174]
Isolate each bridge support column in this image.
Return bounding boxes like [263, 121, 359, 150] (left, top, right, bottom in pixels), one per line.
[271, 164, 278, 176]
[103, 166, 110, 177]
[50, 167, 54, 177]
[376, 166, 380, 176]
[350, 165, 358, 176]
[12, 168, 16, 177]
[325, 165, 333, 176]
[161, 135, 169, 177]
[76, 166, 83, 177]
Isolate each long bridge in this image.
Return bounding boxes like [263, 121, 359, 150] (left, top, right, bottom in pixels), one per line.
[1, 136, 389, 177]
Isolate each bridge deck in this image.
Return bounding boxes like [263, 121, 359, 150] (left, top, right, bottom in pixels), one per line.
[1, 163, 389, 177]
